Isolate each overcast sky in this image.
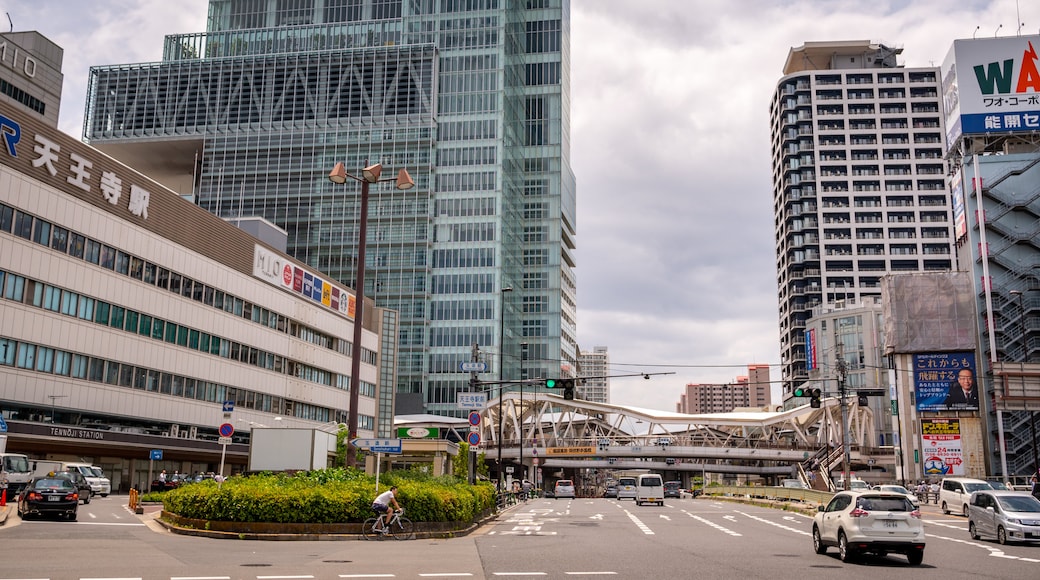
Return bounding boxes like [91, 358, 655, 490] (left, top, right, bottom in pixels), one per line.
[5, 0, 1040, 413]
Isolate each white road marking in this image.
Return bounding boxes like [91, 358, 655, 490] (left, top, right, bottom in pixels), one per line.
[173, 577, 232, 580]
[622, 509, 654, 535]
[589, 514, 603, 520]
[257, 576, 315, 579]
[492, 574, 548, 576]
[735, 511, 811, 536]
[685, 512, 741, 536]
[339, 575, 396, 578]
[723, 515, 737, 522]
[564, 573, 617, 575]
[417, 575, 474, 578]
[658, 514, 670, 521]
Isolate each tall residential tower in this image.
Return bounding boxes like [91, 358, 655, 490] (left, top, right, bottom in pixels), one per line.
[83, 0, 577, 416]
[770, 41, 954, 398]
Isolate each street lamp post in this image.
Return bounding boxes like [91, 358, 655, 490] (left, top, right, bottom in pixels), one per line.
[47, 395, 68, 424]
[519, 342, 528, 482]
[328, 161, 414, 468]
[497, 286, 513, 491]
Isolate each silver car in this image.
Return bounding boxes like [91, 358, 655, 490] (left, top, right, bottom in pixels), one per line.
[968, 490, 1040, 545]
[813, 491, 925, 564]
[874, 484, 920, 507]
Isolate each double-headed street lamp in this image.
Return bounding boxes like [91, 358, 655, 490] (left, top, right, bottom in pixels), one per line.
[328, 162, 414, 468]
[497, 286, 513, 490]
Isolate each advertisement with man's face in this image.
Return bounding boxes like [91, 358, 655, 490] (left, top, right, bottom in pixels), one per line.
[913, 352, 978, 412]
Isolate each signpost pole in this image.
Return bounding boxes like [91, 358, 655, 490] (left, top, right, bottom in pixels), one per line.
[375, 451, 382, 493]
[218, 443, 227, 480]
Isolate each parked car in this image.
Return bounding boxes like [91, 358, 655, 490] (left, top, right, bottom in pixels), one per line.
[968, 490, 1040, 545]
[16, 476, 79, 521]
[834, 478, 871, 491]
[616, 477, 638, 500]
[50, 470, 91, 504]
[812, 490, 925, 565]
[940, 477, 992, 517]
[873, 484, 920, 507]
[782, 478, 807, 489]
[553, 479, 576, 499]
[151, 472, 190, 492]
[664, 481, 683, 498]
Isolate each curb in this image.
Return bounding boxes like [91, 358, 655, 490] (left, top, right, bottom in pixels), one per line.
[152, 505, 512, 541]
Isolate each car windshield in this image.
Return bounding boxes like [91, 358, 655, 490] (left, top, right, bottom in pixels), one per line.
[90, 467, 105, 477]
[998, 495, 1040, 512]
[665, 482, 680, 489]
[965, 482, 993, 493]
[619, 479, 635, 486]
[881, 485, 910, 494]
[34, 478, 73, 490]
[987, 481, 1009, 490]
[857, 496, 911, 512]
[556, 480, 572, 487]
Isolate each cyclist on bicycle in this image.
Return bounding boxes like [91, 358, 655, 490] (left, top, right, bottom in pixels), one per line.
[371, 486, 401, 532]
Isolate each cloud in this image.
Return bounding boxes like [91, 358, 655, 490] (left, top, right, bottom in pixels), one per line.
[13, 0, 1040, 414]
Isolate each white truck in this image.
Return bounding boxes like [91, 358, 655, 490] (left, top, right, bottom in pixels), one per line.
[0, 452, 33, 496]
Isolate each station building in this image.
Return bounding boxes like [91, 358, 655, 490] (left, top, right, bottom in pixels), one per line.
[0, 35, 395, 490]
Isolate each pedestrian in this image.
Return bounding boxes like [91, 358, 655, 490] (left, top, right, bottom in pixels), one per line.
[1031, 473, 1040, 500]
[522, 479, 533, 499]
[158, 469, 167, 483]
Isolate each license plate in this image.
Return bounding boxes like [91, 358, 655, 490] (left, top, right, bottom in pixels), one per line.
[47, 495, 60, 502]
[882, 520, 897, 528]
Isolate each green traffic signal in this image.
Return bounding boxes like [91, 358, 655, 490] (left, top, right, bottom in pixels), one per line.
[794, 387, 806, 397]
[545, 379, 557, 388]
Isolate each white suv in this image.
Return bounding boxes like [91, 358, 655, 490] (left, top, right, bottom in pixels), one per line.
[812, 490, 925, 564]
[939, 477, 992, 517]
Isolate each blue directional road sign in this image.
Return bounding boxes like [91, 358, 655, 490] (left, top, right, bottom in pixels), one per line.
[351, 438, 403, 453]
[222, 401, 235, 413]
[0, 415, 7, 433]
[150, 449, 163, 460]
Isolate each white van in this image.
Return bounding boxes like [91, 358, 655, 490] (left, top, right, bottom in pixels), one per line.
[636, 474, 664, 506]
[32, 461, 111, 497]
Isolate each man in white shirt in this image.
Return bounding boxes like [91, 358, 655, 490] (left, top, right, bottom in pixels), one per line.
[371, 486, 401, 532]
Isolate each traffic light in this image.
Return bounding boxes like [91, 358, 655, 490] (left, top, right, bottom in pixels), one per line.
[809, 388, 822, 408]
[562, 379, 575, 400]
[794, 386, 808, 397]
[858, 394, 869, 406]
[544, 378, 558, 389]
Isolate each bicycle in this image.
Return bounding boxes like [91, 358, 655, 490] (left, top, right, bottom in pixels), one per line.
[362, 508, 414, 540]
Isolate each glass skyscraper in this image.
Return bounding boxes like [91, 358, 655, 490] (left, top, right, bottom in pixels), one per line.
[83, 0, 576, 418]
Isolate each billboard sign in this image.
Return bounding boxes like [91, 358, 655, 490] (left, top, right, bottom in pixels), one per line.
[944, 35, 1040, 146]
[913, 352, 978, 412]
[921, 419, 964, 476]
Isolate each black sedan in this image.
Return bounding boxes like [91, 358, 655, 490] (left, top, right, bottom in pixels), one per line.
[17, 476, 79, 521]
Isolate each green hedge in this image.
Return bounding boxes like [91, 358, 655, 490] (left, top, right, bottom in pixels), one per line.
[160, 468, 495, 523]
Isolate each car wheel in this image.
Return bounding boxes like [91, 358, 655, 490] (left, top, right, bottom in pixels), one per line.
[941, 501, 949, 515]
[969, 521, 980, 540]
[838, 531, 856, 563]
[101, 493, 108, 498]
[906, 548, 924, 566]
[997, 526, 1008, 545]
[962, 504, 969, 518]
[68, 513, 77, 522]
[83, 493, 90, 505]
[813, 526, 827, 554]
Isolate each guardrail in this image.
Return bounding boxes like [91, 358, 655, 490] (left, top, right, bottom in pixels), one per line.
[701, 485, 834, 506]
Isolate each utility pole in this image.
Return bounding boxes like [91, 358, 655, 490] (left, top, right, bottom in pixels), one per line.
[468, 342, 479, 485]
[837, 347, 851, 490]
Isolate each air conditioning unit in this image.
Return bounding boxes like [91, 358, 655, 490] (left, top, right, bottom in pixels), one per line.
[188, 426, 198, 439]
[169, 424, 180, 438]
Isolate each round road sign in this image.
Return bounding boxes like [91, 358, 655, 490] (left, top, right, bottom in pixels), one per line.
[467, 431, 481, 446]
[219, 423, 235, 437]
[468, 411, 480, 426]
